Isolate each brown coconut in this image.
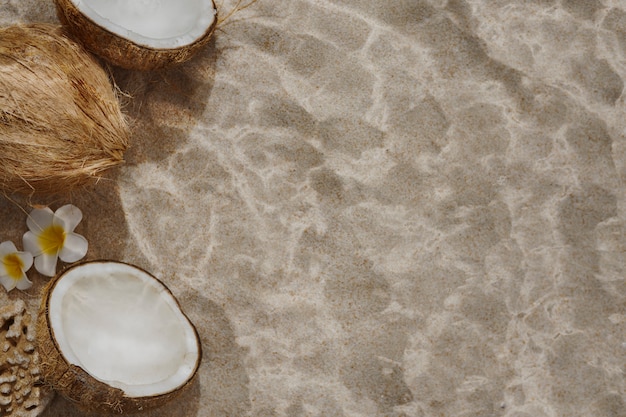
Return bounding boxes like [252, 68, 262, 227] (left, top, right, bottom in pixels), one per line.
[54, 0, 218, 70]
[0, 23, 128, 195]
[37, 261, 202, 414]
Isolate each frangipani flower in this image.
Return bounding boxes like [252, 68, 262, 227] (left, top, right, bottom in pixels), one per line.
[23, 204, 88, 277]
[0, 241, 33, 292]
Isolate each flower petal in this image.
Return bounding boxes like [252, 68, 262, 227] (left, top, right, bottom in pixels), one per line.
[0, 241, 18, 257]
[15, 273, 32, 290]
[17, 251, 33, 272]
[54, 204, 83, 232]
[23, 231, 44, 257]
[0, 275, 16, 292]
[27, 207, 54, 233]
[35, 253, 58, 277]
[58, 233, 88, 263]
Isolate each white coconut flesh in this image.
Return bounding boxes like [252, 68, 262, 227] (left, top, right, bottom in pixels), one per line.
[70, 0, 216, 48]
[48, 262, 200, 398]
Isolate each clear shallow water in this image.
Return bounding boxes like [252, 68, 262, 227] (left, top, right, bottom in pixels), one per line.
[2, 0, 625, 416]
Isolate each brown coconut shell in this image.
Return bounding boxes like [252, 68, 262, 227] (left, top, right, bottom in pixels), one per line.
[54, 0, 218, 70]
[0, 24, 128, 195]
[36, 261, 202, 414]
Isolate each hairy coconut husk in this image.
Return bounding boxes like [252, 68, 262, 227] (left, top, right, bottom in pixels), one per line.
[0, 23, 128, 195]
[54, 0, 218, 70]
[36, 261, 202, 414]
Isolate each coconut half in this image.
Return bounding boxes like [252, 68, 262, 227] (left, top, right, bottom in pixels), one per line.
[37, 261, 202, 414]
[55, 0, 218, 70]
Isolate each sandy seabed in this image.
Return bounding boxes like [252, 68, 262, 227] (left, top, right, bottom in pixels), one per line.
[1, 0, 625, 416]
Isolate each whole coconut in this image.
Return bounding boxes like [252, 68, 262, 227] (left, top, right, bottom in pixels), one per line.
[0, 23, 128, 195]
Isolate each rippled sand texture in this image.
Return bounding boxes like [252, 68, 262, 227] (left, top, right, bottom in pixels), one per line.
[2, 0, 626, 416]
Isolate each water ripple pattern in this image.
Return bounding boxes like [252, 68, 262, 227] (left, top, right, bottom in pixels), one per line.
[1, 1, 625, 416]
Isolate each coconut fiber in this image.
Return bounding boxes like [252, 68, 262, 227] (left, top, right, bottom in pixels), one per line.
[0, 24, 128, 195]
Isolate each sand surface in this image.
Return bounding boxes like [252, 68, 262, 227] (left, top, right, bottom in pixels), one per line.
[1, 0, 625, 416]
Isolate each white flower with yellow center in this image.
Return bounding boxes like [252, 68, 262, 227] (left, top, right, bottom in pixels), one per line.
[0, 241, 33, 292]
[23, 204, 88, 277]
